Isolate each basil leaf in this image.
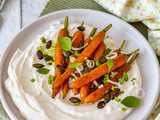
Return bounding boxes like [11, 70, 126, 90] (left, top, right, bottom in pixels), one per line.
[40, 37, 46, 43]
[58, 37, 71, 51]
[68, 63, 82, 68]
[107, 59, 114, 71]
[104, 48, 111, 56]
[121, 96, 141, 108]
[36, 68, 50, 74]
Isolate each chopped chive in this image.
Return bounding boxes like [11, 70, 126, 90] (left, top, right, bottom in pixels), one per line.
[48, 79, 53, 85]
[95, 60, 101, 67]
[40, 37, 46, 43]
[75, 51, 80, 57]
[48, 75, 55, 80]
[115, 97, 121, 102]
[120, 91, 125, 94]
[30, 78, 35, 82]
[111, 86, 115, 90]
[118, 78, 124, 84]
[132, 81, 135, 85]
[52, 43, 56, 48]
[74, 102, 80, 106]
[131, 78, 136, 82]
[121, 107, 127, 112]
[103, 74, 109, 84]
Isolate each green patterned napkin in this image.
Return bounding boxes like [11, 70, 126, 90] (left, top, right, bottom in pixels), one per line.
[0, 0, 159, 120]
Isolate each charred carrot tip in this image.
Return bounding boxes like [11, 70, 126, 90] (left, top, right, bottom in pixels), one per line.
[103, 24, 112, 33]
[89, 28, 97, 38]
[119, 40, 126, 51]
[64, 16, 69, 29]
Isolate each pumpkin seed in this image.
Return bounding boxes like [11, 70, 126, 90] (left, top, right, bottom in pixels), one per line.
[77, 26, 85, 31]
[110, 88, 120, 100]
[46, 40, 52, 49]
[89, 88, 96, 93]
[56, 65, 65, 73]
[44, 55, 53, 62]
[99, 56, 107, 64]
[33, 63, 44, 68]
[62, 49, 71, 58]
[104, 93, 111, 103]
[97, 101, 106, 109]
[63, 58, 67, 68]
[37, 50, 43, 59]
[69, 97, 81, 103]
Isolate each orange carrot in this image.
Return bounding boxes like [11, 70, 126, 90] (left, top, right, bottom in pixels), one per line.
[80, 83, 91, 99]
[70, 54, 128, 89]
[84, 38, 91, 45]
[83, 53, 139, 103]
[93, 42, 106, 61]
[53, 24, 112, 88]
[52, 16, 69, 98]
[62, 80, 69, 98]
[72, 88, 80, 95]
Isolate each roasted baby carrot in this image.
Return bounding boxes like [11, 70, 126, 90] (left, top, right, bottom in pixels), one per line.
[72, 88, 80, 95]
[93, 42, 106, 61]
[83, 53, 139, 103]
[80, 83, 91, 99]
[53, 24, 112, 88]
[52, 16, 69, 98]
[70, 54, 128, 89]
[62, 80, 69, 99]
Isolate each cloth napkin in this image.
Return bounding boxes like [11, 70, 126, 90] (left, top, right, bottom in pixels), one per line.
[1, 0, 160, 120]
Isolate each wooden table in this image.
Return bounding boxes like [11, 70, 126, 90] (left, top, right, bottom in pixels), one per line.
[0, 0, 48, 119]
[0, 0, 48, 62]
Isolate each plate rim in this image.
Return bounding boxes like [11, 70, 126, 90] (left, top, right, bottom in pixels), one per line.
[0, 9, 159, 120]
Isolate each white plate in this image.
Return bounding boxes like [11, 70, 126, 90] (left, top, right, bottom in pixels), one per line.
[0, 9, 159, 120]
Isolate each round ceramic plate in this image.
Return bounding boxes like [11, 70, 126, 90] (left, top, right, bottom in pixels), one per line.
[0, 9, 159, 120]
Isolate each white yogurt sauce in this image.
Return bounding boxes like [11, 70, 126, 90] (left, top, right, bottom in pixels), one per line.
[5, 23, 142, 120]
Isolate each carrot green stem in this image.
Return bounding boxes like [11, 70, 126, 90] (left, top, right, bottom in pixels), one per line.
[89, 28, 97, 38]
[103, 24, 112, 33]
[119, 40, 126, 51]
[64, 16, 69, 29]
[128, 53, 140, 65]
[127, 48, 140, 58]
[81, 21, 84, 27]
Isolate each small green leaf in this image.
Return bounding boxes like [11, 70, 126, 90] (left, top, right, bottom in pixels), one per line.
[36, 68, 50, 74]
[115, 97, 121, 102]
[58, 37, 71, 51]
[107, 59, 114, 71]
[121, 96, 141, 108]
[104, 48, 112, 56]
[95, 60, 101, 67]
[123, 72, 128, 82]
[121, 107, 127, 112]
[48, 75, 55, 80]
[120, 91, 124, 94]
[75, 51, 80, 57]
[30, 78, 35, 82]
[131, 78, 136, 82]
[74, 102, 80, 106]
[68, 63, 82, 68]
[40, 37, 46, 43]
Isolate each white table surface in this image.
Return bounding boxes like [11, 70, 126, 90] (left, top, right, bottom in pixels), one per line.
[0, 0, 48, 119]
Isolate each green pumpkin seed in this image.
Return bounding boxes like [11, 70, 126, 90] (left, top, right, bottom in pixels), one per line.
[46, 40, 52, 49]
[44, 55, 53, 62]
[97, 101, 106, 109]
[37, 50, 43, 59]
[104, 93, 111, 103]
[99, 56, 107, 64]
[56, 65, 65, 73]
[69, 97, 81, 103]
[110, 88, 120, 100]
[33, 63, 44, 68]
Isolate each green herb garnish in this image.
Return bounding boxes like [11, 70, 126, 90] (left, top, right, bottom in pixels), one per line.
[58, 37, 71, 51]
[120, 91, 125, 94]
[118, 72, 128, 84]
[103, 74, 109, 84]
[40, 37, 46, 43]
[115, 97, 121, 102]
[74, 102, 80, 106]
[75, 51, 80, 57]
[121, 96, 141, 108]
[68, 63, 82, 68]
[111, 86, 115, 90]
[48, 80, 53, 84]
[121, 107, 127, 112]
[107, 59, 114, 71]
[30, 78, 35, 82]
[52, 43, 56, 48]
[104, 48, 112, 56]
[48, 75, 55, 80]
[132, 81, 135, 85]
[36, 46, 44, 53]
[95, 60, 101, 67]
[131, 78, 136, 82]
[36, 68, 50, 74]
